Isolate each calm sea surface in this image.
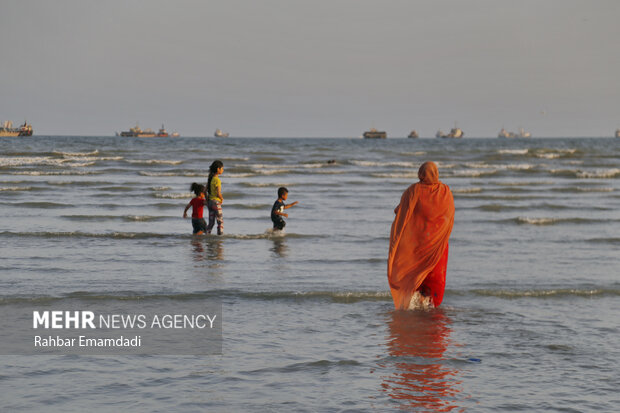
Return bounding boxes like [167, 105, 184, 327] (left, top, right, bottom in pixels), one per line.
[1, 136, 619, 411]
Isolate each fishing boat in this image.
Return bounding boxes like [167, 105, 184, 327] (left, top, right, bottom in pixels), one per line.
[615, 129, 620, 138]
[0, 120, 33, 137]
[119, 124, 156, 137]
[363, 128, 387, 139]
[498, 127, 513, 138]
[408, 130, 419, 139]
[156, 125, 169, 138]
[436, 126, 464, 138]
[214, 129, 229, 138]
[498, 127, 531, 138]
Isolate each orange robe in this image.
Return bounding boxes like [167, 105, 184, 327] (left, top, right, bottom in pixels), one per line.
[388, 162, 454, 309]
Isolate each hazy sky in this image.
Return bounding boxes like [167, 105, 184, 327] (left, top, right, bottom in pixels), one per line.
[1, 0, 619, 137]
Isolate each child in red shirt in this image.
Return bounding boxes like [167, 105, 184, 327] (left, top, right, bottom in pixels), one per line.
[183, 183, 207, 234]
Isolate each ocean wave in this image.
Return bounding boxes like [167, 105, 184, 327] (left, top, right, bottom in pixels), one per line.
[469, 288, 617, 298]
[550, 168, 620, 179]
[0, 290, 393, 305]
[60, 215, 168, 222]
[350, 160, 418, 168]
[2, 202, 70, 209]
[550, 186, 614, 193]
[584, 237, 620, 245]
[0, 156, 66, 167]
[0, 230, 326, 241]
[489, 180, 555, 187]
[139, 171, 205, 177]
[498, 149, 529, 155]
[238, 182, 291, 188]
[1, 287, 617, 306]
[0, 231, 178, 240]
[452, 187, 483, 194]
[576, 168, 620, 179]
[152, 192, 191, 199]
[9, 170, 100, 176]
[370, 172, 418, 179]
[512, 217, 604, 226]
[0, 186, 33, 192]
[225, 203, 271, 210]
[0, 156, 99, 168]
[126, 159, 184, 165]
[225, 173, 256, 178]
[52, 150, 99, 157]
[478, 203, 571, 212]
[446, 169, 499, 178]
[401, 151, 427, 156]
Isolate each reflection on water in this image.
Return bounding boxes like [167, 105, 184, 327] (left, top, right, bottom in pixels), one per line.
[190, 237, 224, 263]
[382, 309, 462, 411]
[270, 236, 288, 258]
[190, 238, 205, 261]
[206, 238, 224, 262]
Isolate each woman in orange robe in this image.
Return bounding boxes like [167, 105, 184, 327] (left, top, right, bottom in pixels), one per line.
[388, 162, 454, 309]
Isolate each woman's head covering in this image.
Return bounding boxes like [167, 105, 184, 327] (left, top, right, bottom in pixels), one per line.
[418, 161, 439, 184]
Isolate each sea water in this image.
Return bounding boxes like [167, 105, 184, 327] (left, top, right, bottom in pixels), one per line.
[1, 136, 619, 411]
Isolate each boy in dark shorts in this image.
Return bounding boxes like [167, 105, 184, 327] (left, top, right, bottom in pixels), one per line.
[271, 187, 298, 231]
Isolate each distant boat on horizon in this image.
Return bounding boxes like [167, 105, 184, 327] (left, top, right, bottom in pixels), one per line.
[615, 129, 620, 138]
[119, 123, 156, 137]
[214, 129, 229, 138]
[363, 128, 387, 139]
[498, 127, 531, 138]
[408, 130, 419, 138]
[156, 124, 169, 138]
[436, 124, 464, 138]
[0, 120, 33, 137]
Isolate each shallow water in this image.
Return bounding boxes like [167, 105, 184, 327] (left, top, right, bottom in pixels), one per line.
[1, 136, 619, 411]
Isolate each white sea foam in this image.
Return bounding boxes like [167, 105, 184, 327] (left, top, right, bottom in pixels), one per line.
[449, 169, 497, 177]
[153, 192, 190, 199]
[0, 186, 32, 191]
[506, 163, 536, 171]
[407, 291, 434, 310]
[535, 153, 561, 159]
[370, 172, 419, 179]
[516, 217, 558, 225]
[10, 171, 99, 176]
[576, 168, 620, 179]
[498, 149, 529, 155]
[226, 173, 256, 178]
[0, 156, 65, 167]
[126, 159, 184, 165]
[350, 160, 417, 168]
[139, 171, 204, 177]
[53, 150, 99, 157]
[453, 187, 483, 193]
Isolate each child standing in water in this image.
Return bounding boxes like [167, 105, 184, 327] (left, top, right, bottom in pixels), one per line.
[183, 183, 207, 234]
[206, 160, 224, 235]
[271, 187, 298, 231]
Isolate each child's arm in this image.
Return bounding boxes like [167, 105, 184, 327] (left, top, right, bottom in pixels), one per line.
[216, 184, 223, 202]
[283, 201, 298, 210]
[183, 202, 191, 218]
